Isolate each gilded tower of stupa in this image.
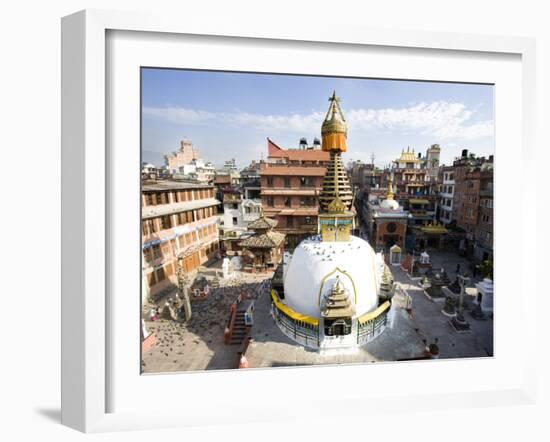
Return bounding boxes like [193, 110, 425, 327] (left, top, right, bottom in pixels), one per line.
[318, 91, 355, 242]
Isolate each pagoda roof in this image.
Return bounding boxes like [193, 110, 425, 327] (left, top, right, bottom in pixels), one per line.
[239, 231, 285, 249]
[321, 278, 355, 319]
[409, 198, 430, 205]
[247, 216, 277, 230]
[421, 222, 448, 234]
[396, 148, 421, 163]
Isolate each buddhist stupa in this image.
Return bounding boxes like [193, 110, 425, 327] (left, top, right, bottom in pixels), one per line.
[271, 92, 395, 351]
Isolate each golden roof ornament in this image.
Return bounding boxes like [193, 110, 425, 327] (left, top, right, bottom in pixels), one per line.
[321, 91, 348, 152]
[327, 196, 347, 214]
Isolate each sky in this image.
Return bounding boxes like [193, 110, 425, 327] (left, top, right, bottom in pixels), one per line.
[141, 68, 494, 169]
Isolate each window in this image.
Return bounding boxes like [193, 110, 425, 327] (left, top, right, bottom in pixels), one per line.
[232, 203, 238, 210]
[151, 244, 161, 260]
[300, 196, 315, 207]
[284, 197, 291, 207]
[155, 267, 166, 282]
[267, 177, 273, 187]
[161, 216, 172, 230]
[284, 177, 291, 188]
[232, 217, 238, 225]
[287, 216, 294, 227]
[267, 196, 274, 207]
[145, 193, 155, 206]
[300, 176, 313, 187]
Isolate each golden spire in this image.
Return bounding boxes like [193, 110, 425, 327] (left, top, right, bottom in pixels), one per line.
[318, 92, 355, 243]
[321, 91, 347, 152]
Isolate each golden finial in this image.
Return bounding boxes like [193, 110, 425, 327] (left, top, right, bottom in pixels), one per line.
[321, 91, 347, 152]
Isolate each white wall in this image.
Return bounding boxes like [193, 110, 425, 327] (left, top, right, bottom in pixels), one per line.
[1, 1, 547, 440]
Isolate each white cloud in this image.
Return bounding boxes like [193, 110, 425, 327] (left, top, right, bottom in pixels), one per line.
[143, 100, 493, 141]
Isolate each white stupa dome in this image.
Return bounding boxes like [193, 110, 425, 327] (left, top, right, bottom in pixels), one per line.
[380, 198, 400, 210]
[284, 235, 384, 319]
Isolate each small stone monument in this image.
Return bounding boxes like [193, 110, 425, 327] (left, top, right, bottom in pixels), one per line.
[442, 295, 457, 317]
[476, 278, 494, 313]
[425, 270, 450, 299]
[420, 251, 430, 265]
[231, 256, 242, 271]
[222, 257, 235, 279]
[389, 244, 402, 266]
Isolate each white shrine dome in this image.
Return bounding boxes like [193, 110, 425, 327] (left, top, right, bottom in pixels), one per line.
[283, 235, 384, 319]
[380, 198, 400, 210]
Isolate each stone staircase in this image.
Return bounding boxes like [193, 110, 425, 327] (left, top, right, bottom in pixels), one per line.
[229, 308, 248, 345]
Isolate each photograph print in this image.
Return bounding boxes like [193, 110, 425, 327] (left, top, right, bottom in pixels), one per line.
[140, 69, 494, 373]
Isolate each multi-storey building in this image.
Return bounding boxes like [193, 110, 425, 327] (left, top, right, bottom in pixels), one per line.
[141, 181, 220, 301]
[452, 149, 494, 261]
[390, 148, 437, 226]
[173, 158, 216, 183]
[349, 161, 382, 191]
[218, 190, 262, 254]
[454, 161, 481, 238]
[424, 144, 441, 183]
[240, 160, 262, 199]
[165, 138, 201, 173]
[438, 165, 455, 224]
[475, 169, 494, 262]
[260, 138, 330, 248]
[392, 147, 430, 197]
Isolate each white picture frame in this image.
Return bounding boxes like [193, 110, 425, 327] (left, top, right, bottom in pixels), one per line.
[61, 9, 537, 433]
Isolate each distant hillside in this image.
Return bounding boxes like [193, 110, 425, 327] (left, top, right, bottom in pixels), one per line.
[142, 150, 166, 168]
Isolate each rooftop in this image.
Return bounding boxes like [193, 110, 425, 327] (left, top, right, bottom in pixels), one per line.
[267, 138, 330, 162]
[247, 216, 278, 230]
[142, 180, 214, 192]
[142, 198, 220, 220]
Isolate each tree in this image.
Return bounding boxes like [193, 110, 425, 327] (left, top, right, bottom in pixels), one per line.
[480, 259, 493, 279]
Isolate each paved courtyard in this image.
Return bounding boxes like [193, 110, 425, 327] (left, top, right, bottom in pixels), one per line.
[141, 250, 493, 373]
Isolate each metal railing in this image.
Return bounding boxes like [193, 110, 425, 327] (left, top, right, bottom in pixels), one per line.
[272, 303, 319, 347]
[357, 308, 389, 345]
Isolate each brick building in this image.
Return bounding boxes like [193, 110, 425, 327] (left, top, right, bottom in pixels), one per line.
[141, 181, 220, 301]
[165, 138, 201, 173]
[451, 150, 494, 261]
[475, 169, 494, 261]
[260, 138, 330, 248]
